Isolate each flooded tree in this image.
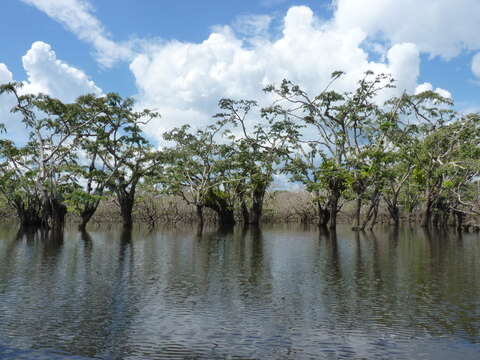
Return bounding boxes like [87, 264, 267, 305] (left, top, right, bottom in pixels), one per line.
[216, 99, 300, 226]
[162, 123, 240, 229]
[86, 93, 160, 229]
[0, 83, 91, 231]
[265, 71, 395, 230]
[0, 72, 478, 232]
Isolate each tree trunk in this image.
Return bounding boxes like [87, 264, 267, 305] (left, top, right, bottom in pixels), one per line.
[368, 200, 380, 230]
[328, 192, 340, 231]
[442, 209, 450, 227]
[217, 208, 235, 228]
[78, 203, 98, 231]
[40, 196, 67, 232]
[317, 201, 330, 228]
[205, 190, 236, 228]
[16, 203, 43, 229]
[421, 196, 433, 228]
[196, 204, 204, 230]
[432, 211, 440, 228]
[249, 185, 266, 226]
[50, 198, 67, 233]
[454, 210, 464, 232]
[387, 204, 400, 227]
[386, 193, 400, 227]
[119, 195, 134, 229]
[353, 196, 362, 231]
[241, 199, 250, 224]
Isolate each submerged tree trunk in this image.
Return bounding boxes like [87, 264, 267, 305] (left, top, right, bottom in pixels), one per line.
[328, 191, 340, 231]
[359, 190, 380, 231]
[236, 181, 250, 225]
[117, 192, 135, 229]
[369, 199, 380, 230]
[218, 209, 235, 228]
[353, 197, 362, 231]
[352, 178, 365, 231]
[387, 204, 400, 227]
[432, 197, 448, 228]
[249, 184, 266, 226]
[385, 192, 400, 228]
[421, 195, 433, 228]
[14, 194, 67, 231]
[241, 199, 250, 225]
[317, 201, 330, 228]
[120, 197, 134, 228]
[205, 189, 236, 228]
[78, 201, 100, 231]
[49, 198, 67, 233]
[454, 209, 464, 232]
[196, 204, 204, 230]
[16, 202, 43, 229]
[39, 195, 67, 232]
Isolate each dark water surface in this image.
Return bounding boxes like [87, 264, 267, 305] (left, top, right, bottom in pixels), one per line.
[0, 225, 479, 359]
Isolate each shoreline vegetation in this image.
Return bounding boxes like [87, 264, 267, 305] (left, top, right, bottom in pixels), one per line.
[1, 190, 479, 233]
[0, 71, 479, 235]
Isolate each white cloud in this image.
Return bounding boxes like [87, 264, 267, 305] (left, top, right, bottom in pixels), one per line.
[21, 0, 132, 67]
[386, 43, 420, 94]
[129, 6, 422, 141]
[0, 64, 13, 84]
[334, 0, 480, 59]
[19, 1, 474, 140]
[0, 63, 30, 142]
[0, 64, 16, 135]
[415, 82, 452, 99]
[472, 53, 480, 79]
[0, 42, 102, 141]
[22, 41, 102, 101]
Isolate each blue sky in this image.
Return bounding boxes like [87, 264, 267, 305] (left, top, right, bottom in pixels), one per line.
[0, 0, 328, 96]
[1, 0, 479, 142]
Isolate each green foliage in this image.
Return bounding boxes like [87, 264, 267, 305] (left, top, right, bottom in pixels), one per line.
[0, 72, 479, 229]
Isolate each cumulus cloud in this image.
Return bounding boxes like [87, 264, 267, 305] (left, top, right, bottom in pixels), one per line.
[415, 82, 452, 99]
[19, 1, 476, 141]
[334, 0, 480, 59]
[21, 0, 132, 67]
[385, 43, 420, 93]
[129, 6, 422, 141]
[0, 42, 102, 142]
[21, 41, 102, 101]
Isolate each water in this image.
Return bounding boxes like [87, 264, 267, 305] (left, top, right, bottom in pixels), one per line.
[0, 224, 479, 359]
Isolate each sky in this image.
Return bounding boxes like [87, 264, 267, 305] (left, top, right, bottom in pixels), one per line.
[1, 0, 480, 144]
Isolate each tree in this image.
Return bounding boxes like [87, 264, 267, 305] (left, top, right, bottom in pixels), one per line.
[428, 114, 480, 229]
[0, 83, 91, 231]
[283, 144, 339, 228]
[265, 71, 394, 230]
[87, 93, 160, 229]
[162, 122, 241, 229]
[0, 139, 44, 227]
[397, 90, 469, 227]
[215, 99, 299, 226]
[65, 94, 116, 230]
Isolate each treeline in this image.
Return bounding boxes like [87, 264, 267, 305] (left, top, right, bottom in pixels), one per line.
[0, 71, 479, 233]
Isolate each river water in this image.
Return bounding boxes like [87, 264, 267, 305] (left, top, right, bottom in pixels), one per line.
[0, 225, 479, 359]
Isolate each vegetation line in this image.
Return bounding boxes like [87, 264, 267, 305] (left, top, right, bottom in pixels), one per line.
[0, 71, 479, 234]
